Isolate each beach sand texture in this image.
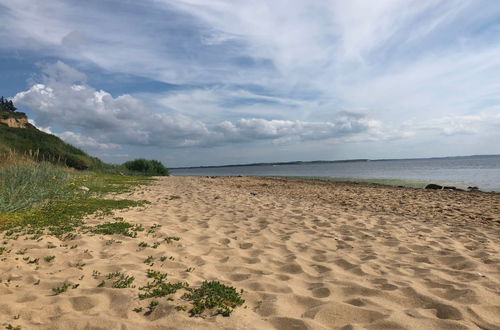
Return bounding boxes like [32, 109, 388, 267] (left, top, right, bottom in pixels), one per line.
[1, 176, 499, 329]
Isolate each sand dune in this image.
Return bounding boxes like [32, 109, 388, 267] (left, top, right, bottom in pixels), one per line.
[1, 176, 499, 329]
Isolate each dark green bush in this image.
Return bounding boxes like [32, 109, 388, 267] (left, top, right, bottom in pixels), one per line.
[122, 159, 169, 176]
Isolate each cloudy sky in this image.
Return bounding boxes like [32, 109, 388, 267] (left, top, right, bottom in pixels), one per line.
[1, 0, 499, 167]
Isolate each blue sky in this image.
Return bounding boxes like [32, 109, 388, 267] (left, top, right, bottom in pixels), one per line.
[1, 0, 500, 167]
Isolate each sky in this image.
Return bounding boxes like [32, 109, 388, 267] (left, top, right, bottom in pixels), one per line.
[1, 0, 500, 167]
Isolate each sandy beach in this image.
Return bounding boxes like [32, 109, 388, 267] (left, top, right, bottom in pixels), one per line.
[1, 176, 499, 330]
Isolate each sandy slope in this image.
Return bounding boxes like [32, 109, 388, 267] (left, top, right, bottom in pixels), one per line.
[1, 176, 499, 329]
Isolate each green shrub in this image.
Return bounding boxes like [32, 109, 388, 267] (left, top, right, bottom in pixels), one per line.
[122, 159, 169, 176]
[182, 280, 245, 317]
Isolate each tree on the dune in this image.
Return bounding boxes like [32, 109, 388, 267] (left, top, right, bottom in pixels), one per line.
[0, 96, 17, 112]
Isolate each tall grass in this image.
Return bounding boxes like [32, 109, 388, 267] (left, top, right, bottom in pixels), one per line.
[0, 162, 78, 212]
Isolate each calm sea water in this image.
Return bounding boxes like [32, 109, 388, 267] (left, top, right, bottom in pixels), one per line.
[170, 155, 500, 192]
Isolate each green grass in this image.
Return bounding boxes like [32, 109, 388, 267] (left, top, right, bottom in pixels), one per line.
[0, 198, 148, 236]
[0, 125, 105, 170]
[81, 173, 155, 195]
[90, 221, 135, 236]
[0, 161, 152, 236]
[0, 162, 79, 212]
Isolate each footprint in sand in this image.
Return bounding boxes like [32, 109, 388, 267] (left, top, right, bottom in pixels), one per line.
[280, 262, 303, 274]
[311, 287, 331, 298]
[240, 242, 253, 249]
[70, 296, 99, 311]
[270, 317, 309, 330]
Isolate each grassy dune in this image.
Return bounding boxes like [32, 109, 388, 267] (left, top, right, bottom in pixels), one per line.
[0, 160, 152, 235]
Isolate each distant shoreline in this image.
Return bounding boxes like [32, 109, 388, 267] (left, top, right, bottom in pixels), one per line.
[171, 154, 500, 170]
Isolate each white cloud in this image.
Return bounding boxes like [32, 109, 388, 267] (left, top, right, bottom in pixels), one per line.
[57, 131, 120, 150]
[2, 1, 500, 162]
[13, 62, 386, 149]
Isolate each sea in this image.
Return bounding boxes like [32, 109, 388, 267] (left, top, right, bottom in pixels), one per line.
[170, 155, 500, 192]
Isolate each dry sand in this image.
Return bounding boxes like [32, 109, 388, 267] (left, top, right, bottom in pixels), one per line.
[1, 176, 499, 329]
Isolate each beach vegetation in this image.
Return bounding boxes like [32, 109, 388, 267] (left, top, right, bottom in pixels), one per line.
[144, 255, 154, 265]
[74, 262, 85, 270]
[0, 125, 105, 170]
[145, 300, 159, 315]
[0, 198, 147, 237]
[44, 255, 55, 262]
[52, 282, 71, 295]
[26, 257, 39, 264]
[106, 272, 135, 288]
[148, 223, 161, 233]
[0, 162, 77, 212]
[90, 221, 135, 236]
[164, 236, 180, 243]
[182, 280, 245, 317]
[123, 158, 169, 176]
[138, 270, 188, 299]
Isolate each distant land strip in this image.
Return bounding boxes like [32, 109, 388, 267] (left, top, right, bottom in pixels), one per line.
[171, 154, 500, 170]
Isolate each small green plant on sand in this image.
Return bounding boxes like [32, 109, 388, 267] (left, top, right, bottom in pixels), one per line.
[148, 224, 161, 233]
[144, 256, 154, 265]
[182, 281, 245, 317]
[139, 270, 188, 299]
[145, 300, 159, 315]
[164, 236, 180, 244]
[1, 198, 148, 237]
[52, 283, 71, 295]
[44, 255, 55, 262]
[90, 221, 135, 237]
[106, 272, 135, 288]
[26, 257, 39, 264]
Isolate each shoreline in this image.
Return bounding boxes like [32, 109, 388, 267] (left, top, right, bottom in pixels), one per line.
[173, 174, 500, 193]
[1, 176, 499, 329]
